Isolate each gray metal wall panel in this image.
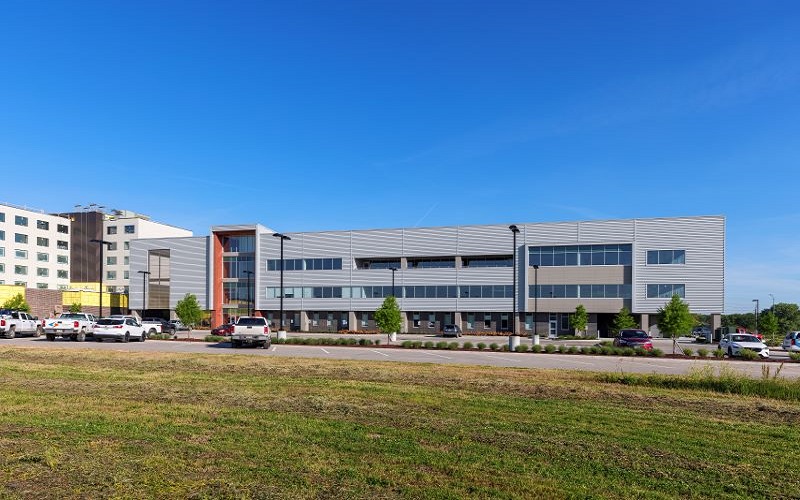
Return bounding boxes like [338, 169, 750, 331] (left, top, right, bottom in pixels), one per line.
[577, 220, 634, 242]
[457, 225, 516, 255]
[402, 227, 459, 256]
[351, 229, 404, 257]
[523, 222, 578, 244]
[129, 237, 209, 310]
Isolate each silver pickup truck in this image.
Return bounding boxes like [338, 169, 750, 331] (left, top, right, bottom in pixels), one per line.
[44, 312, 97, 342]
[231, 317, 271, 348]
[0, 310, 42, 339]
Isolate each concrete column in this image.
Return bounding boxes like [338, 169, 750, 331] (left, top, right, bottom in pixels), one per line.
[299, 311, 309, 332]
[710, 313, 721, 332]
[348, 311, 358, 332]
[400, 312, 409, 333]
[454, 311, 462, 330]
[640, 313, 650, 331]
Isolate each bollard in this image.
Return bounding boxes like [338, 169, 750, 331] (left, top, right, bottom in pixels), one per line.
[533, 334, 540, 346]
[508, 335, 520, 351]
[277, 330, 287, 340]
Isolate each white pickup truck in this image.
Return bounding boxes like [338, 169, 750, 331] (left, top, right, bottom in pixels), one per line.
[0, 310, 43, 339]
[231, 316, 271, 348]
[44, 312, 97, 342]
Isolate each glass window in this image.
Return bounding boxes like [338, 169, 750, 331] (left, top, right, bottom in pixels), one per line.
[648, 249, 686, 265]
[15, 233, 28, 244]
[0, 247, 4, 257]
[15, 215, 28, 226]
[57, 270, 68, 279]
[36, 220, 49, 230]
[484, 314, 492, 329]
[0, 230, 4, 241]
[107, 271, 116, 280]
[124, 225, 135, 234]
[14, 265, 27, 275]
[107, 256, 117, 265]
[57, 240, 68, 250]
[124, 241, 129, 250]
[37, 283, 48, 289]
[57, 224, 69, 234]
[124, 256, 129, 265]
[108, 242, 117, 251]
[107, 226, 117, 235]
[15, 249, 27, 259]
[37, 252, 48, 262]
[37, 267, 49, 277]
[36, 237, 49, 247]
[0, 212, 4, 222]
[124, 271, 129, 279]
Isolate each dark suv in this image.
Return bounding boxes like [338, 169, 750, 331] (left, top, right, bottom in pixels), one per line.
[442, 324, 462, 338]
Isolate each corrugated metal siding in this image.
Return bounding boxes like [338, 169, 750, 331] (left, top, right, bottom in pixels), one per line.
[523, 222, 578, 244]
[633, 217, 724, 314]
[129, 237, 210, 309]
[577, 220, 634, 242]
[458, 225, 516, 255]
[403, 227, 459, 256]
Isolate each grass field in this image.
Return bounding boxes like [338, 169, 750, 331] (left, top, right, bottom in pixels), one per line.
[1, 348, 799, 499]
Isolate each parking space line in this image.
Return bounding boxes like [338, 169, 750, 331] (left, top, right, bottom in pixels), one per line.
[370, 349, 390, 357]
[421, 351, 451, 359]
[484, 354, 518, 362]
[320, 348, 330, 354]
[271, 346, 276, 352]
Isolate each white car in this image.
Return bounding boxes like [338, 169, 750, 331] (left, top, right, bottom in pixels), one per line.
[719, 334, 769, 358]
[94, 317, 146, 343]
[782, 332, 800, 353]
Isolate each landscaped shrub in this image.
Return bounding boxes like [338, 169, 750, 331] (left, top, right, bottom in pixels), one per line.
[411, 341, 423, 349]
[448, 342, 459, 350]
[544, 344, 557, 354]
[634, 347, 648, 356]
[567, 346, 578, 354]
[477, 342, 486, 350]
[790, 352, 800, 361]
[204, 335, 226, 342]
[600, 346, 613, 355]
[489, 343, 499, 351]
[590, 346, 600, 355]
[436, 341, 449, 349]
[358, 338, 367, 346]
[621, 347, 635, 357]
[650, 348, 664, 357]
[738, 349, 759, 361]
[515, 344, 530, 352]
[713, 348, 725, 359]
[531, 344, 542, 353]
[682, 347, 694, 357]
[401, 340, 413, 348]
[599, 341, 614, 347]
[424, 341, 434, 348]
[697, 348, 709, 358]
[463, 341, 474, 350]
[557, 344, 568, 353]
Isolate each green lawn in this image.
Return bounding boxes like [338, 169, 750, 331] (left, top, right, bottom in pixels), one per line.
[0, 348, 798, 499]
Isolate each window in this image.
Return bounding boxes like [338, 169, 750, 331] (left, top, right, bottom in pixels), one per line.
[123, 271, 129, 279]
[57, 240, 69, 250]
[484, 314, 492, 329]
[458, 285, 513, 298]
[0, 248, 4, 257]
[107, 226, 117, 235]
[107, 256, 117, 265]
[15, 215, 28, 226]
[57, 270, 68, 279]
[15, 233, 28, 244]
[14, 265, 27, 275]
[36, 283, 48, 289]
[107, 271, 117, 280]
[462, 255, 513, 268]
[0, 263, 4, 273]
[57, 255, 68, 264]
[37, 237, 49, 247]
[37, 253, 48, 262]
[37, 268, 49, 277]
[525, 313, 532, 331]
[0, 230, 4, 241]
[413, 313, 420, 328]
[561, 314, 570, 331]
[0, 212, 4, 222]
[407, 257, 456, 268]
[15, 249, 27, 259]
[428, 313, 435, 328]
[123, 241, 129, 250]
[529, 244, 632, 267]
[646, 284, 686, 299]
[222, 235, 255, 253]
[14, 281, 26, 287]
[124, 225, 135, 234]
[355, 258, 400, 270]
[361, 313, 368, 327]
[124, 256, 129, 265]
[530, 284, 632, 299]
[36, 220, 49, 230]
[108, 242, 118, 251]
[646, 250, 686, 265]
[57, 224, 69, 234]
[267, 258, 343, 271]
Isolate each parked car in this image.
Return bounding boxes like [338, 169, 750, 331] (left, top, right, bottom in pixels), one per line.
[141, 317, 165, 336]
[782, 331, 800, 353]
[211, 323, 234, 336]
[719, 333, 769, 358]
[231, 317, 271, 348]
[43, 312, 96, 341]
[613, 329, 654, 350]
[0, 309, 43, 339]
[94, 317, 146, 343]
[169, 320, 189, 331]
[442, 324, 462, 338]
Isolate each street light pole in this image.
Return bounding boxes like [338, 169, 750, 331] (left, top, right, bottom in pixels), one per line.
[509, 225, 520, 336]
[273, 233, 291, 332]
[753, 299, 759, 336]
[137, 270, 150, 319]
[90, 239, 112, 317]
[243, 270, 254, 316]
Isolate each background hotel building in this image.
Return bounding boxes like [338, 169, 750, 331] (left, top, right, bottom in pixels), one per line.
[129, 215, 724, 335]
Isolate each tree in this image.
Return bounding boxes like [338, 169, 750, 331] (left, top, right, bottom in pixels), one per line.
[657, 294, 695, 354]
[175, 293, 203, 330]
[772, 303, 800, 334]
[2, 293, 30, 312]
[375, 296, 402, 336]
[69, 303, 82, 313]
[569, 304, 588, 336]
[611, 306, 638, 335]
[759, 311, 779, 343]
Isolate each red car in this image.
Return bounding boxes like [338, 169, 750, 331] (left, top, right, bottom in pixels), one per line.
[211, 323, 234, 336]
[613, 329, 654, 350]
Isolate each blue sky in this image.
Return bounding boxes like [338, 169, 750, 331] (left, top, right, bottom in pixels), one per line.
[1, 1, 798, 313]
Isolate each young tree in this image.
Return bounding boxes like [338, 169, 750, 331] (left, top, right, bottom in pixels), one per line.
[2, 293, 30, 312]
[569, 304, 588, 336]
[657, 294, 695, 354]
[375, 296, 402, 339]
[69, 303, 82, 313]
[611, 306, 638, 335]
[175, 293, 203, 331]
[759, 311, 779, 343]
[772, 303, 800, 334]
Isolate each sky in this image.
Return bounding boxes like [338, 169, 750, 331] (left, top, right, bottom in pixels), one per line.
[1, 0, 799, 313]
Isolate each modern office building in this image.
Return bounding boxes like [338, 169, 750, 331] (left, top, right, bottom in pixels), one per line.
[0, 202, 72, 290]
[129, 215, 725, 335]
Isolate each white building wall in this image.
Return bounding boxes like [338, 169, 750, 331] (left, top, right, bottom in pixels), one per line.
[0, 202, 72, 290]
